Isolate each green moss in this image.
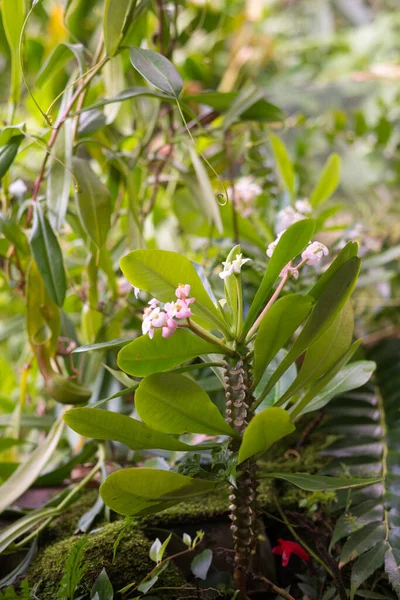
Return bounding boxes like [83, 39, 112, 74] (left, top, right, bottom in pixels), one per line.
[28, 522, 186, 600]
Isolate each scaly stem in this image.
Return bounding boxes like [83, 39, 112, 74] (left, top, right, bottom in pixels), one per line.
[224, 354, 257, 599]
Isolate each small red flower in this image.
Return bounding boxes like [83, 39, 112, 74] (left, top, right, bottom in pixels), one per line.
[272, 539, 311, 567]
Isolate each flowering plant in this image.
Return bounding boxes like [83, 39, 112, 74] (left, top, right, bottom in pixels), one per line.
[64, 218, 377, 598]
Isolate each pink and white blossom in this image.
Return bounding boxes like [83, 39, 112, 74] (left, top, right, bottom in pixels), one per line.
[162, 318, 178, 338]
[143, 284, 196, 339]
[301, 241, 329, 265]
[266, 231, 285, 258]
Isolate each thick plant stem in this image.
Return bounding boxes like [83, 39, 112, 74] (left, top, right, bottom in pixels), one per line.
[224, 355, 257, 599]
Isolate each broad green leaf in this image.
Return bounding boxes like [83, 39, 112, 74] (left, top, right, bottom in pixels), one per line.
[90, 568, 114, 600]
[184, 91, 283, 122]
[118, 328, 223, 377]
[191, 549, 213, 580]
[261, 257, 361, 399]
[350, 543, 388, 600]
[310, 153, 341, 207]
[64, 407, 198, 452]
[136, 373, 238, 437]
[72, 339, 130, 353]
[30, 203, 66, 308]
[0, 416, 64, 514]
[264, 473, 381, 491]
[270, 134, 295, 197]
[2, 0, 25, 105]
[73, 158, 112, 248]
[340, 522, 386, 567]
[279, 301, 354, 404]
[36, 42, 86, 88]
[242, 219, 315, 339]
[187, 145, 223, 233]
[0, 213, 29, 255]
[253, 294, 314, 387]
[47, 89, 73, 231]
[120, 249, 225, 331]
[289, 340, 363, 419]
[0, 135, 24, 179]
[308, 241, 358, 301]
[104, 0, 136, 57]
[298, 360, 375, 416]
[129, 47, 183, 98]
[238, 407, 295, 463]
[100, 468, 217, 516]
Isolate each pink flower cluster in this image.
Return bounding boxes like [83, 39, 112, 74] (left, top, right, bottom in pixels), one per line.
[142, 284, 195, 339]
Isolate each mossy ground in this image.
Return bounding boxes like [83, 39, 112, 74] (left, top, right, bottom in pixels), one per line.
[25, 431, 328, 598]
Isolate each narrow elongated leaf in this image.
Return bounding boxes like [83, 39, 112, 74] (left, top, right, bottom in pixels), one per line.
[262, 257, 360, 399]
[73, 158, 112, 248]
[76, 86, 173, 115]
[350, 543, 388, 600]
[265, 473, 381, 491]
[36, 42, 86, 88]
[242, 219, 315, 339]
[73, 339, 130, 353]
[270, 134, 295, 197]
[253, 294, 314, 387]
[0, 416, 64, 514]
[64, 408, 198, 452]
[309, 241, 358, 301]
[300, 360, 376, 416]
[104, 0, 136, 57]
[47, 89, 73, 231]
[184, 91, 283, 122]
[129, 48, 183, 97]
[136, 373, 238, 437]
[222, 85, 264, 130]
[100, 468, 217, 516]
[29, 204, 66, 307]
[2, 0, 25, 105]
[120, 249, 225, 331]
[310, 153, 341, 207]
[279, 301, 354, 404]
[238, 407, 295, 463]
[0, 135, 24, 179]
[187, 145, 223, 233]
[118, 328, 223, 377]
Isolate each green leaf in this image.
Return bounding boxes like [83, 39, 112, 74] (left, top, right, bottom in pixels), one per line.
[76, 86, 173, 115]
[73, 339, 130, 353]
[2, 0, 25, 105]
[100, 468, 217, 516]
[104, 0, 136, 57]
[0, 416, 64, 514]
[308, 241, 358, 301]
[298, 360, 375, 416]
[30, 204, 66, 307]
[118, 329, 223, 377]
[64, 408, 199, 452]
[73, 158, 112, 248]
[183, 91, 283, 122]
[265, 473, 381, 491]
[119, 249, 225, 331]
[129, 47, 183, 98]
[279, 301, 354, 404]
[270, 134, 295, 197]
[136, 373, 238, 437]
[340, 523, 386, 567]
[350, 543, 388, 600]
[90, 568, 114, 600]
[262, 257, 361, 399]
[58, 536, 87, 600]
[253, 294, 314, 387]
[191, 549, 213, 580]
[0, 135, 24, 179]
[36, 42, 86, 88]
[238, 407, 295, 463]
[310, 153, 341, 207]
[187, 144, 223, 234]
[47, 90, 73, 231]
[242, 219, 315, 339]
[26, 260, 61, 354]
[222, 85, 264, 130]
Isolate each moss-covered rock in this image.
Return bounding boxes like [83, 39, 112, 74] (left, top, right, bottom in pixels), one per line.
[28, 523, 186, 600]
